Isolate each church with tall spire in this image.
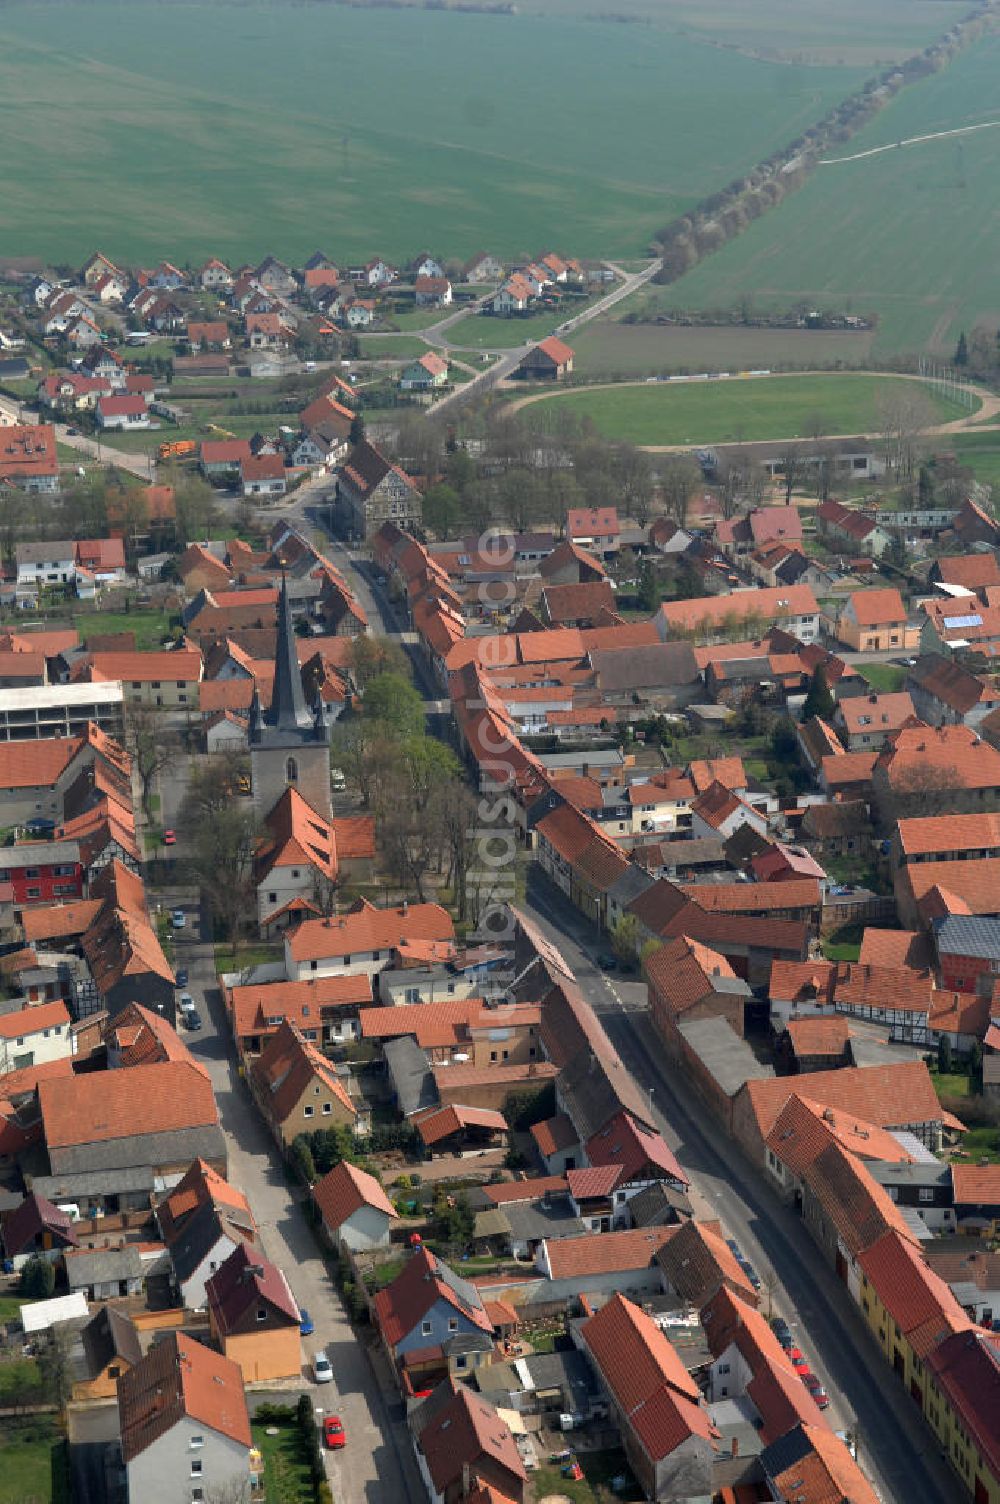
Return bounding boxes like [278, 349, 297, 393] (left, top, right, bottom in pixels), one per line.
[249, 571, 333, 821]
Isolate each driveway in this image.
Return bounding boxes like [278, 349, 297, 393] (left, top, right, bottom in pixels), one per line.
[172, 914, 426, 1504]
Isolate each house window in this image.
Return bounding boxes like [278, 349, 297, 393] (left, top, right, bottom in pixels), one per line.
[421, 1320, 432, 1336]
[310, 961, 318, 971]
[257, 1308, 268, 1322]
[343, 955, 351, 965]
[286, 757, 298, 784]
[26, 887, 41, 899]
[108, 1364, 121, 1378]
[919, 1187, 934, 1203]
[322, 1103, 332, 1115]
[190, 1436, 204, 1448]
[304, 1106, 314, 1118]
[190, 1460, 203, 1477]
[448, 1318, 458, 1332]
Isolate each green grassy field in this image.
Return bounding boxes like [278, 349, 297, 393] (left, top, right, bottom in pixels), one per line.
[0, 1421, 68, 1504]
[858, 663, 907, 694]
[0, 3, 866, 265]
[651, 36, 1000, 357]
[520, 373, 968, 446]
[356, 335, 438, 361]
[950, 431, 1000, 494]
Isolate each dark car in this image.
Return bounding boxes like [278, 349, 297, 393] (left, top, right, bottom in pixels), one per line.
[175, 968, 189, 989]
[184, 1007, 203, 1031]
[803, 1373, 830, 1409]
[598, 953, 618, 970]
[771, 1317, 792, 1346]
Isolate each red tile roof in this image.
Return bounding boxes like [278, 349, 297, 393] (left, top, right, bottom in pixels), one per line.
[0, 736, 80, 790]
[783, 1015, 849, 1058]
[656, 1219, 757, 1308]
[926, 1329, 1000, 1482]
[313, 1159, 396, 1229]
[859, 1230, 969, 1356]
[229, 973, 373, 1045]
[845, 587, 906, 627]
[659, 586, 818, 636]
[585, 1109, 689, 1188]
[287, 899, 454, 963]
[0, 999, 69, 1040]
[0, 424, 58, 482]
[250, 1020, 355, 1124]
[418, 1382, 526, 1495]
[118, 1332, 250, 1461]
[373, 1246, 492, 1346]
[742, 1062, 943, 1142]
[542, 1226, 676, 1280]
[205, 1242, 300, 1333]
[39, 1061, 218, 1147]
[770, 1424, 880, 1504]
[951, 1164, 1000, 1205]
[581, 1294, 712, 1461]
[530, 1113, 578, 1157]
[415, 1104, 508, 1146]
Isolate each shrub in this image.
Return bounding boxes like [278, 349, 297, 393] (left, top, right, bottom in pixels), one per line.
[19, 1255, 55, 1300]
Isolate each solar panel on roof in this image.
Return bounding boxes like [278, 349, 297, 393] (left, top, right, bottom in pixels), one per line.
[943, 614, 983, 629]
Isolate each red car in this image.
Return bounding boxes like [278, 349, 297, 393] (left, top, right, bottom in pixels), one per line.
[323, 1416, 346, 1450]
[792, 1356, 811, 1378]
[163, 829, 177, 846]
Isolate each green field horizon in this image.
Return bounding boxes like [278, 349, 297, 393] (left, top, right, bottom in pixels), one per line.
[0, 1, 865, 266]
[641, 36, 1000, 359]
[520, 373, 971, 446]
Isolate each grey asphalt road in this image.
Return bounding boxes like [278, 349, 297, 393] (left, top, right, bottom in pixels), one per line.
[520, 870, 960, 1504]
[169, 914, 426, 1504]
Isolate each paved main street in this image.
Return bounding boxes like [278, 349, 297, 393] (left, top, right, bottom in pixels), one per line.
[519, 870, 960, 1504]
[168, 905, 425, 1504]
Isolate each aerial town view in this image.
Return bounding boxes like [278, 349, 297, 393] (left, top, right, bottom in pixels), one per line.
[1, 0, 1000, 1502]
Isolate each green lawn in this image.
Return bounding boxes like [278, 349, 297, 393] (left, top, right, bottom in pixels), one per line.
[78, 609, 177, 650]
[950, 431, 1000, 494]
[0, 1422, 69, 1504]
[822, 921, 864, 963]
[0, 4, 865, 265]
[216, 942, 282, 974]
[450, 303, 594, 351]
[858, 662, 907, 693]
[252, 1422, 315, 1504]
[531, 1450, 640, 1504]
[356, 335, 434, 362]
[0, 1358, 46, 1404]
[654, 35, 1000, 357]
[0, 1292, 24, 1322]
[521, 374, 967, 446]
[949, 1124, 1000, 1163]
[930, 1069, 971, 1099]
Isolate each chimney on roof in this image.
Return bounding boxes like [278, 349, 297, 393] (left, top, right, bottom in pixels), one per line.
[822, 1108, 834, 1124]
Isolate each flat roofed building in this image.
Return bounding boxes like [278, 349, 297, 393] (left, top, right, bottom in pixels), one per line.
[0, 681, 124, 741]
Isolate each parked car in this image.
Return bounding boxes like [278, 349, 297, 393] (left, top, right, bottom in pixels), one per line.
[323, 1416, 346, 1449]
[598, 953, 617, 970]
[162, 828, 176, 846]
[771, 1317, 792, 1348]
[299, 1309, 314, 1336]
[183, 1007, 203, 1031]
[803, 1373, 829, 1409]
[171, 908, 186, 929]
[314, 1351, 333, 1383]
[174, 969, 189, 989]
[792, 1355, 811, 1378]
